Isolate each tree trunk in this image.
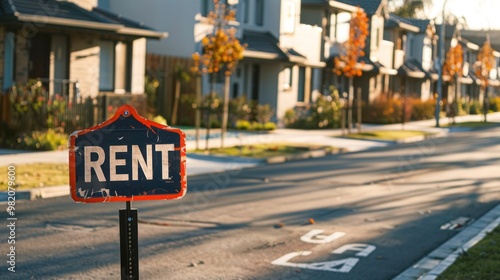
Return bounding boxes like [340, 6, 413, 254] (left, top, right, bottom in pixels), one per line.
[205, 74, 216, 151]
[348, 77, 353, 134]
[195, 75, 201, 150]
[171, 79, 181, 125]
[221, 75, 230, 148]
[483, 86, 489, 122]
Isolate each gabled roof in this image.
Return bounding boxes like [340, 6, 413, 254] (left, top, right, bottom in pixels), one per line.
[435, 24, 459, 39]
[0, 0, 166, 39]
[385, 14, 419, 32]
[240, 30, 312, 64]
[405, 19, 431, 33]
[462, 30, 500, 52]
[301, 0, 359, 12]
[335, 0, 383, 15]
[398, 58, 427, 79]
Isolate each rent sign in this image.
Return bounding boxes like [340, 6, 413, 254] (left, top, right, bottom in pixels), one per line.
[69, 105, 187, 203]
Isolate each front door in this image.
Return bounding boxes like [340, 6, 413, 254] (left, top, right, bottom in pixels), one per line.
[29, 33, 50, 82]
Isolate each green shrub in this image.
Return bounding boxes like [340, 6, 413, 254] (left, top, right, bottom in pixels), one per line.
[250, 122, 263, 130]
[262, 122, 276, 130]
[16, 129, 68, 151]
[235, 120, 251, 130]
[153, 115, 168, 125]
[285, 87, 343, 129]
[469, 100, 482, 114]
[489, 97, 500, 112]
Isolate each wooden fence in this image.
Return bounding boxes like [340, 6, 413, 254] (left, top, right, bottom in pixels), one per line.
[146, 54, 196, 124]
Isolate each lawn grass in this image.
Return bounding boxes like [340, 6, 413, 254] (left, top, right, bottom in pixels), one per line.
[0, 163, 68, 191]
[446, 121, 499, 129]
[345, 130, 432, 141]
[437, 225, 500, 280]
[192, 143, 331, 158]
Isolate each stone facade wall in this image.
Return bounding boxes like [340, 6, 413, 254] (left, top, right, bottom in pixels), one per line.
[69, 33, 100, 98]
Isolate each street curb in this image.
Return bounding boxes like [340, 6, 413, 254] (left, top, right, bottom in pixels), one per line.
[393, 203, 500, 280]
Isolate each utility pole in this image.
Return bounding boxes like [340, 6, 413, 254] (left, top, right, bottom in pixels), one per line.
[436, 0, 449, 127]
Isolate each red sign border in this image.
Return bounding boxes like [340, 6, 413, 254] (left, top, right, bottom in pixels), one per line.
[69, 104, 187, 203]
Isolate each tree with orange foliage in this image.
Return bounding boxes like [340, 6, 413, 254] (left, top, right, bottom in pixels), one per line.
[192, 0, 246, 148]
[333, 8, 369, 133]
[474, 36, 495, 121]
[443, 42, 463, 122]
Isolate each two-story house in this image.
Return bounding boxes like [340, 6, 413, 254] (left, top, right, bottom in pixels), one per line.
[385, 15, 432, 100]
[302, 0, 396, 104]
[103, 0, 324, 123]
[462, 30, 500, 101]
[197, 0, 325, 122]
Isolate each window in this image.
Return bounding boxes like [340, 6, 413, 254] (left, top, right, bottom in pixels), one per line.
[99, 41, 114, 91]
[336, 12, 350, 43]
[283, 67, 292, 90]
[243, 0, 249, 23]
[283, 0, 295, 33]
[255, 0, 264, 26]
[3, 32, 15, 91]
[297, 67, 305, 102]
[201, 0, 210, 17]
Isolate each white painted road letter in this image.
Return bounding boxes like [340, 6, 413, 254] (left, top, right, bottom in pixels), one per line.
[271, 251, 359, 273]
[300, 229, 346, 244]
[332, 244, 376, 257]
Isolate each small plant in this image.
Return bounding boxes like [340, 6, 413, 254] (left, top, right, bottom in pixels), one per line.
[262, 122, 276, 131]
[153, 115, 168, 125]
[285, 87, 343, 129]
[16, 128, 68, 151]
[235, 120, 251, 130]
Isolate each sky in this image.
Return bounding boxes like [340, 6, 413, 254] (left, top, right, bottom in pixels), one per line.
[429, 0, 500, 30]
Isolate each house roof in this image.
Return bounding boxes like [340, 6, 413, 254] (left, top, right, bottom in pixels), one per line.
[385, 14, 419, 32]
[0, 0, 166, 39]
[301, 0, 359, 12]
[435, 24, 458, 39]
[405, 19, 431, 33]
[398, 58, 427, 79]
[240, 30, 318, 66]
[335, 0, 383, 15]
[462, 30, 500, 52]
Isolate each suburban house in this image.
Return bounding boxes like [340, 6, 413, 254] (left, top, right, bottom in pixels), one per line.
[385, 15, 432, 100]
[196, 0, 325, 122]
[101, 0, 324, 122]
[461, 30, 500, 101]
[300, 0, 358, 94]
[0, 0, 165, 100]
[302, 0, 397, 103]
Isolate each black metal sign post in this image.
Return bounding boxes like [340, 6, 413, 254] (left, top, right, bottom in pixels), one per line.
[119, 201, 139, 279]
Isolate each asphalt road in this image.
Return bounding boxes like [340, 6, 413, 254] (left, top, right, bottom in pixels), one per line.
[2, 127, 500, 279]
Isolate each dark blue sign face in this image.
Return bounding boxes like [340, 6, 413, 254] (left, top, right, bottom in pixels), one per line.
[69, 105, 187, 203]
